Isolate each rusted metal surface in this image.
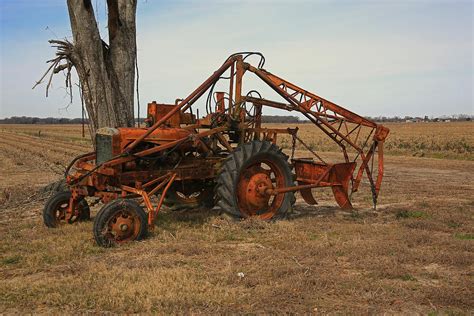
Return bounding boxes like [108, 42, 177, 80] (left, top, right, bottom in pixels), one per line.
[125, 57, 237, 151]
[293, 160, 356, 209]
[54, 53, 389, 245]
[237, 161, 285, 220]
[244, 64, 388, 205]
[153, 173, 176, 225]
[106, 206, 142, 244]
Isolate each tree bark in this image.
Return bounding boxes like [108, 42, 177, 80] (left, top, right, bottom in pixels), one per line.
[66, 0, 136, 136]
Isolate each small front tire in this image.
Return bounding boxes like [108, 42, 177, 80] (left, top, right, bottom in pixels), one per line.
[43, 191, 90, 228]
[93, 199, 148, 247]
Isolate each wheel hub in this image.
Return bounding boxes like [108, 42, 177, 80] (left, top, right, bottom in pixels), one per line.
[110, 215, 135, 240]
[238, 166, 275, 215]
[54, 200, 81, 224]
[120, 224, 129, 231]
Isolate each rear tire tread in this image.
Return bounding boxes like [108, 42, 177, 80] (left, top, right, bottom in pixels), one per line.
[215, 140, 295, 220]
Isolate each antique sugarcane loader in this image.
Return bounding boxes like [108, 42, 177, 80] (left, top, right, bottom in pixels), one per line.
[43, 53, 389, 247]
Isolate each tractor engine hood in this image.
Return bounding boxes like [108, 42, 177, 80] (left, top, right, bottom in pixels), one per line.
[95, 126, 192, 165]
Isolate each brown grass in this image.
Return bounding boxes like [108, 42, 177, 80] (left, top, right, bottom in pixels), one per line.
[269, 121, 474, 160]
[0, 123, 473, 314]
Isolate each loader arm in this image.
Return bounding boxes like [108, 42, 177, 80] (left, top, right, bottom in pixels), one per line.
[243, 64, 389, 205]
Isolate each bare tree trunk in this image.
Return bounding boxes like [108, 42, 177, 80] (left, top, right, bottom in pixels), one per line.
[66, 0, 136, 136]
[107, 0, 137, 119]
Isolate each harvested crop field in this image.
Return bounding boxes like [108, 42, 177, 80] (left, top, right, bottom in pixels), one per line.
[0, 122, 473, 314]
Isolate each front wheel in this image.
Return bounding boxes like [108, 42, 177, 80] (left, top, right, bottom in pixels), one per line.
[43, 191, 90, 228]
[93, 199, 148, 247]
[215, 140, 295, 220]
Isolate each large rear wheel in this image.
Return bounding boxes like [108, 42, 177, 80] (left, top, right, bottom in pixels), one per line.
[216, 140, 295, 220]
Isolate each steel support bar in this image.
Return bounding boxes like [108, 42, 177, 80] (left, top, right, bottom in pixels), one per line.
[247, 65, 350, 152]
[105, 137, 191, 166]
[352, 142, 376, 193]
[258, 69, 376, 128]
[105, 126, 228, 167]
[251, 66, 366, 152]
[244, 96, 345, 122]
[266, 165, 333, 195]
[142, 172, 173, 189]
[151, 173, 177, 226]
[125, 57, 237, 152]
[375, 141, 384, 196]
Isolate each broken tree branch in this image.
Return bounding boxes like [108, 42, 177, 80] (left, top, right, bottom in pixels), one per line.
[33, 39, 75, 99]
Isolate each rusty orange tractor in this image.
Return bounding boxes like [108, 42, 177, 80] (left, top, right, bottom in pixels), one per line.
[43, 53, 389, 247]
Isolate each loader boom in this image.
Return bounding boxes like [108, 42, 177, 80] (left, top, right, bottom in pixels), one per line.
[243, 63, 389, 205]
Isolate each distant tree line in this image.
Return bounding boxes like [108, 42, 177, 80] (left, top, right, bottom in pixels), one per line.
[0, 116, 89, 124]
[0, 115, 303, 124]
[364, 114, 472, 123]
[0, 114, 471, 125]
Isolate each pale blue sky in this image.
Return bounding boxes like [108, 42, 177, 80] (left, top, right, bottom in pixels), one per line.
[0, 0, 472, 118]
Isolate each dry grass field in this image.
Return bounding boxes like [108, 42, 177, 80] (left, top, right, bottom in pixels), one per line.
[268, 121, 474, 161]
[0, 122, 473, 314]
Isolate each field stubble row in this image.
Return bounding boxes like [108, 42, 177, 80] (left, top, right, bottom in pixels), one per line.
[269, 122, 474, 160]
[2, 122, 472, 160]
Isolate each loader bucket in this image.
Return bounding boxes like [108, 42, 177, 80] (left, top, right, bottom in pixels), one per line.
[293, 159, 356, 209]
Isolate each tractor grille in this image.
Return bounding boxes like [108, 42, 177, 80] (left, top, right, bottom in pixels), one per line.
[96, 134, 113, 164]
